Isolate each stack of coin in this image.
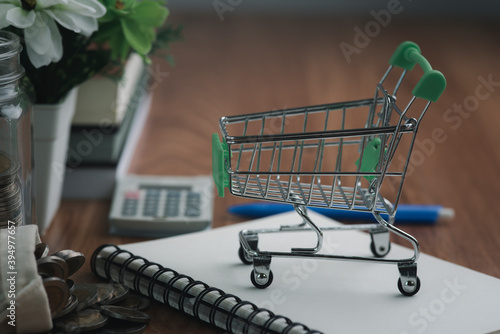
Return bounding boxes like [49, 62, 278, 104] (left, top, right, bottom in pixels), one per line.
[0, 151, 22, 228]
[35, 244, 152, 333]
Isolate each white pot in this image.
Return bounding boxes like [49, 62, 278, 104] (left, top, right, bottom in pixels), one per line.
[33, 88, 78, 232]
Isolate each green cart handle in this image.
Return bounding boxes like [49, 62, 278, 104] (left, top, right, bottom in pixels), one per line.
[212, 133, 230, 197]
[389, 41, 446, 102]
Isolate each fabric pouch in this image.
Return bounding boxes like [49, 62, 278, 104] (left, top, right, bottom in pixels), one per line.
[0, 225, 52, 333]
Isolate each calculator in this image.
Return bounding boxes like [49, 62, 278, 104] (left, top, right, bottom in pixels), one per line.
[109, 175, 213, 237]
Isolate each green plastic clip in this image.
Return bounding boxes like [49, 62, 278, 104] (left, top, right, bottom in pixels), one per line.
[356, 137, 385, 182]
[212, 133, 230, 197]
[389, 41, 446, 102]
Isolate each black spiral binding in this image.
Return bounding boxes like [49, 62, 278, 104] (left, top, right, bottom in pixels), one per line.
[179, 280, 209, 314]
[134, 262, 161, 294]
[193, 287, 224, 319]
[243, 308, 275, 334]
[209, 293, 241, 327]
[91, 244, 321, 334]
[227, 300, 258, 331]
[119, 256, 144, 284]
[148, 267, 176, 297]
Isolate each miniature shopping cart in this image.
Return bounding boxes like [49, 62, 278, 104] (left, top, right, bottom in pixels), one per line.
[212, 41, 445, 296]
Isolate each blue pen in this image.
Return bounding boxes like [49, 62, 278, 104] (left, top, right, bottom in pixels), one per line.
[228, 202, 454, 224]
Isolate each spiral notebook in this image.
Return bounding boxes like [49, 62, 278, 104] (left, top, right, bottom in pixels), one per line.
[92, 212, 500, 334]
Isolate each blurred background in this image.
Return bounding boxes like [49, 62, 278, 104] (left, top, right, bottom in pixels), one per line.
[166, 0, 500, 17]
[52, 0, 500, 280]
[123, 0, 500, 273]
[43, 3, 500, 332]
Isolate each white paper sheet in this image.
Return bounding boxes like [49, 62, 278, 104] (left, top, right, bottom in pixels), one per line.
[120, 212, 500, 334]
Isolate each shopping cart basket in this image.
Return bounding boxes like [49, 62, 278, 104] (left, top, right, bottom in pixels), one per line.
[212, 41, 446, 296]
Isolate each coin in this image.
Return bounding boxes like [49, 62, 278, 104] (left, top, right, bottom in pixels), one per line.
[34, 243, 49, 259]
[66, 279, 75, 293]
[0, 211, 22, 226]
[113, 293, 151, 311]
[52, 294, 78, 319]
[0, 213, 22, 227]
[0, 197, 22, 215]
[0, 152, 22, 226]
[52, 250, 85, 277]
[95, 283, 115, 305]
[43, 277, 70, 317]
[0, 181, 20, 205]
[0, 152, 19, 181]
[73, 283, 99, 311]
[37, 256, 69, 280]
[54, 308, 108, 332]
[104, 283, 129, 304]
[0, 182, 16, 196]
[100, 305, 151, 324]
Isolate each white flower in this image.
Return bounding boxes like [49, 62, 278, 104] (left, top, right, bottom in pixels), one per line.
[0, 0, 106, 68]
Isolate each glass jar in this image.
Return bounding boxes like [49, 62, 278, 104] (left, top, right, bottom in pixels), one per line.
[0, 30, 34, 228]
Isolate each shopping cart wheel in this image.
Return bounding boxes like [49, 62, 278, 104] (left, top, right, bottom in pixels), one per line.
[250, 269, 274, 289]
[238, 234, 259, 265]
[238, 245, 253, 265]
[398, 276, 421, 296]
[370, 230, 391, 257]
[370, 241, 391, 257]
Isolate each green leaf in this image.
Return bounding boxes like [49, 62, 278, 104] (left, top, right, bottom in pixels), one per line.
[121, 18, 153, 55]
[98, 10, 119, 23]
[107, 29, 130, 61]
[131, 1, 169, 27]
[118, 40, 130, 60]
[91, 21, 122, 43]
[120, 0, 136, 9]
[101, 0, 117, 8]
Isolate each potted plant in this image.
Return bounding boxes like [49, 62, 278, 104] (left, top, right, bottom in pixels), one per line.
[0, 0, 182, 231]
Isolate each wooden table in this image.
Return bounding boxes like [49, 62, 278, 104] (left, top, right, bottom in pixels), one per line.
[42, 14, 500, 333]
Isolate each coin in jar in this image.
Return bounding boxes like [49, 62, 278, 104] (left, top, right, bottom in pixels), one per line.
[54, 308, 108, 332]
[37, 255, 69, 280]
[52, 250, 85, 277]
[99, 305, 151, 323]
[43, 277, 70, 317]
[0, 152, 19, 183]
[113, 293, 151, 311]
[73, 283, 99, 311]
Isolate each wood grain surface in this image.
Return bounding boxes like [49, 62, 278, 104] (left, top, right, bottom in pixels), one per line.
[42, 14, 500, 333]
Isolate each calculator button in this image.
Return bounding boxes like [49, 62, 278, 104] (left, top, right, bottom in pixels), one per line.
[143, 197, 159, 216]
[167, 191, 181, 198]
[185, 209, 200, 217]
[164, 207, 179, 217]
[125, 191, 140, 199]
[122, 198, 138, 216]
[185, 192, 201, 217]
[143, 207, 158, 217]
[164, 191, 180, 217]
[144, 198, 159, 206]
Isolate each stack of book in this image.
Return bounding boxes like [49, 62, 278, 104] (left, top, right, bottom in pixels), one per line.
[62, 54, 151, 199]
